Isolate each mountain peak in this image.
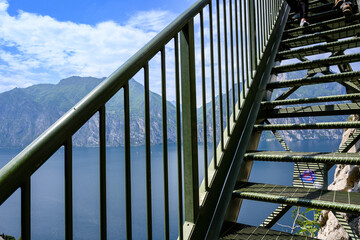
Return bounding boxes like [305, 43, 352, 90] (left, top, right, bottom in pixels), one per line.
[59, 76, 106, 86]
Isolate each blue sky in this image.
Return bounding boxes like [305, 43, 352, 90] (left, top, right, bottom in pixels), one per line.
[6, 0, 194, 25]
[0, 0, 196, 93]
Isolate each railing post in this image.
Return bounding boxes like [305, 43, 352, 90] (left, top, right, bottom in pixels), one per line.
[180, 19, 199, 226]
[65, 138, 73, 240]
[21, 177, 31, 240]
[99, 106, 107, 240]
[123, 83, 132, 240]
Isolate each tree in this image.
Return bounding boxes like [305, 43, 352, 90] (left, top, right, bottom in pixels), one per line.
[277, 207, 321, 237]
[292, 207, 321, 237]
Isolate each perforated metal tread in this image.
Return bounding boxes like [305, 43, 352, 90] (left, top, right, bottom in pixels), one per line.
[281, 23, 360, 48]
[244, 151, 360, 165]
[266, 71, 360, 89]
[273, 53, 360, 73]
[277, 37, 360, 60]
[254, 121, 360, 130]
[286, 9, 344, 28]
[220, 222, 315, 240]
[261, 93, 360, 107]
[233, 182, 360, 214]
[258, 102, 360, 118]
[283, 13, 360, 39]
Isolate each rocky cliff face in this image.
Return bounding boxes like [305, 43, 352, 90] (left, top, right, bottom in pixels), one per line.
[317, 114, 360, 239]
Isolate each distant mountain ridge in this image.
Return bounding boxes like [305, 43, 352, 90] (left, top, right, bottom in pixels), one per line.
[0, 74, 346, 148]
[0, 76, 177, 148]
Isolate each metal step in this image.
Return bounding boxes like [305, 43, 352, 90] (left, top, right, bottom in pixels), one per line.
[260, 161, 328, 229]
[244, 151, 360, 165]
[220, 222, 314, 239]
[333, 211, 360, 240]
[253, 121, 360, 130]
[289, 2, 333, 19]
[259, 102, 360, 118]
[281, 23, 360, 49]
[233, 182, 360, 214]
[309, 0, 332, 7]
[273, 53, 360, 74]
[283, 13, 360, 39]
[261, 93, 360, 107]
[286, 9, 344, 28]
[338, 129, 360, 153]
[259, 204, 292, 229]
[277, 37, 360, 60]
[266, 71, 360, 89]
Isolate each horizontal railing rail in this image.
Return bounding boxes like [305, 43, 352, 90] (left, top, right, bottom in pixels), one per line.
[0, 0, 287, 239]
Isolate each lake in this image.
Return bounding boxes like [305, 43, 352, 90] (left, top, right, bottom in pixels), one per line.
[0, 139, 340, 239]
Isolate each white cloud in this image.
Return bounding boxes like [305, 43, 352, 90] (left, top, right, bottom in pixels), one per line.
[0, 0, 176, 93]
[127, 10, 176, 32]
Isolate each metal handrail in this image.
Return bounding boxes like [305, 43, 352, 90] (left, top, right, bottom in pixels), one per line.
[0, 0, 209, 205]
[0, 0, 287, 239]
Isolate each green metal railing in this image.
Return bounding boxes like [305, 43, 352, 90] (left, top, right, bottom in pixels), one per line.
[0, 0, 287, 239]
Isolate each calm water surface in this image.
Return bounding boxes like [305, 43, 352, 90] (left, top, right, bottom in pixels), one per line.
[0, 139, 340, 239]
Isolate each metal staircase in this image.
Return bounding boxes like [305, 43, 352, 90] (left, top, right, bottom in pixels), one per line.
[0, 0, 359, 239]
[221, 0, 360, 239]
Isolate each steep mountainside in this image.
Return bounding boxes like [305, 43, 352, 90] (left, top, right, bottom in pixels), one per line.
[0, 71, 346, 148]
[0, 76, 176, 148]
[196, 71, 347, 144]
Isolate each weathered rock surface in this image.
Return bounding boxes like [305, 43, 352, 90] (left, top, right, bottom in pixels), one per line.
[317, 114, 360, 239]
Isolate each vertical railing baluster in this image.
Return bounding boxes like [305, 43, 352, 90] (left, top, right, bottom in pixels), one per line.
[270, 0, 273, 25]
[273, 0, 276, 23]
[124, 83, 132, 240]
[274, 0, 277, 15]
[216, 0, 224, 151]
[268, 1, 270, 38]
[144, 63, 153, 240]
[274, 0, 276, 23]
[279, 0, 281, 12]
[209, 1, 217, 169]
[234, 0, 241, 109]
[265, 1, 269, 42]
[263, 1, 267, 51]
[268, 1, 272, 38]
[244, 0, 250, 88]
[276, 0, 278, 21]
[180, 19, 199, 225]
[256, 0, 261, 63]
[161, 47, 170, 240]
[200, 9, 209, 190]
[99, 106, 107, 240]
[174, 35, 183, 240]
[21, 177, 31, 240]
[239, 0, 246, 99]
[223, 0, 230, 136]
[249, 0, 256, 78]
[65, 138, 73, 240]
[229, 0, 236, 122]
[262, 0, 266, 51]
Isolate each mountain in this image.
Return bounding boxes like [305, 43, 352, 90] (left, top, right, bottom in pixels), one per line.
[196, 71, 347, 145]
[0, 71, 347, 148]
[0, 76, 176, 148]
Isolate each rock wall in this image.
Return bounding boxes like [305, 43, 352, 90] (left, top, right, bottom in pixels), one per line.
[317, 114, 360, 239]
